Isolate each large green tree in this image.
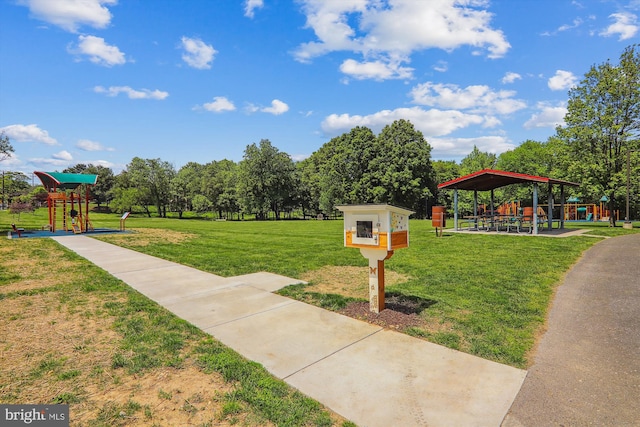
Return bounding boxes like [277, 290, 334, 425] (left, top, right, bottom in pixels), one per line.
[172, 162, 205, 218]
[558, 44, 640, 225]
[124, 157, 175, 217]
[237, 140, 296, 220]
[313, 126, 378, 213]
[369, 119, 435, 216]
[460, 145, 497, 175]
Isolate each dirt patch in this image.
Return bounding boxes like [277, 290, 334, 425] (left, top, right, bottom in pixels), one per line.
[101, 228, 197, 247]
[0, 244, 78, 293]
[300, 265, 411, 300]
[77, 364, 242, 427]
[0, 291, 246, 426]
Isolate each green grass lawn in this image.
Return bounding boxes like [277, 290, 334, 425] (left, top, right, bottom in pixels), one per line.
[4, 208, 640, 369]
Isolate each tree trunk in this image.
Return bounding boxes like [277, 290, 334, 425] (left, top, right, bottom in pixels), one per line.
[609, 195, 616, 227]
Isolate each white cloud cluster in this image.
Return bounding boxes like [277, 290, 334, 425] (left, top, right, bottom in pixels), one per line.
[180, 37, 217, 69]
[321, 107, 485, 137]
[94, 85, 169, 100]
[294, 0, 510, 80]
[246, 99, 290, 115]
[261, 99, 289, 115]
[195, 97, 288, 115]
[501, 72, 522, 84]
[76, 139, 113, 151]
[339, 58, 413, 81]
[410, 82, 527, 115]
[524, 102, 567, 129]
[548, 70, 578, 91]
[320, 78, 537, 157]
[600, 12, 639, 40]
[69, 35, 126, 66]
[0, 124, 58, 145]
[20, 0, 116, 32]
[429, 135, 516, 158]
[244, 0, 264, 18]
[201, 97, 237, 113]
[52, 150, 73, 161]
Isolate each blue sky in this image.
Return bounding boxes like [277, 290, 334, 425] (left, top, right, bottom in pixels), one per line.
[1, 0, 639, 175]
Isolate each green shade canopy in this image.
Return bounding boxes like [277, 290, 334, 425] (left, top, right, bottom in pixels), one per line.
[600, 196, 610, 202]
[567, 196, 581, 203]
[35, 171, 98, 191]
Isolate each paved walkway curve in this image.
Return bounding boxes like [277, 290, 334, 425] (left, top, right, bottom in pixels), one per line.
[52, 235, 526, 427]
[503, 233, 640, 426]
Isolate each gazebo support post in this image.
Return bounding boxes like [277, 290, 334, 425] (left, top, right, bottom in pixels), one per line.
[454, 189, 459, 230]
[473, 190, 478, 228]
[548, 183, 553, 231]
[560, 185, 565, 229]
[533, 183, 539, 235]
[490, 189, 494, 214]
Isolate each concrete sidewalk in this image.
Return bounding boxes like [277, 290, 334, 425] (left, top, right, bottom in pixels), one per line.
[53, 235, 526, 427]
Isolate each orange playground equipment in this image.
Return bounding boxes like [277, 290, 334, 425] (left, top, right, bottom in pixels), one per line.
[492, 200, 619, 222]
[34, 172, 98, 233]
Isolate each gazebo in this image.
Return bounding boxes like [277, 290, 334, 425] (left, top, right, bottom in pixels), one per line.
[438, 169, 579, 235]
[34, 171, 98, 233]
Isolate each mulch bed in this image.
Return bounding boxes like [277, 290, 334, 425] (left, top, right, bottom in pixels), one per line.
[339, 294, 428, 330]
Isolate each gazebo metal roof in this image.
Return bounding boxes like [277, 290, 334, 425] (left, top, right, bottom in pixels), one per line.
[35, 171, 98, 191]
[438, 169, 579, 192]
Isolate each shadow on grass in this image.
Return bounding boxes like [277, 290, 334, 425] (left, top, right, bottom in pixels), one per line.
[384, 292, 437, 315]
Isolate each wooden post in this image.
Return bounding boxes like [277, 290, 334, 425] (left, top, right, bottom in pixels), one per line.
[361, 249, 394, 313]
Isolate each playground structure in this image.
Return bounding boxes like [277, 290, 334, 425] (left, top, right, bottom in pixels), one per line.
[481, 200, 619, 223]
[34, 172, 98, 233]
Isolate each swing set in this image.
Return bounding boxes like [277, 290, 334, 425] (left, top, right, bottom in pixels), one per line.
[34, 172, 98, 234]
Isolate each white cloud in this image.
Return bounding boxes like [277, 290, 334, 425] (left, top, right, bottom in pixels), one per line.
[340, 58, 413, 80]
[557, 17, 584, 33]
[262, 99, 289, 115]
[200, 96, 236, 113]
[244, 0, 264, 18]
[501, 72, 522, 84]
[429, 135, 516, 158]
[28, 156, 73, 168]
[19, 0, 116, 32]
[321, 107, 485, 138]
[548, 70, 578, 91]
[94, 85, 169, 100]
[600, 12, 639, 40]
[180, 36, 217, 69]
[69, 35, 126, 66]
[52, 150, 73, 161]
[0, 124, 58, 145]
[87, 159, 116, 169]
[293, 0, 510, 80]
[410, 82, 527, 115]
[433, 60, 448, 73]
[524, 102, 567, 129]
[76, 139, 113, 151]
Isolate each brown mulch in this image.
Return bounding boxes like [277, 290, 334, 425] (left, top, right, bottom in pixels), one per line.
[339, 294, 428, 330]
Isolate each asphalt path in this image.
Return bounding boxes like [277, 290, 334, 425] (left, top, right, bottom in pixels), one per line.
[503, 233, 640, 426]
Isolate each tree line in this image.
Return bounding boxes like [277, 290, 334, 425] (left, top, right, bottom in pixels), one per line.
[2, 45, 639, 223]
